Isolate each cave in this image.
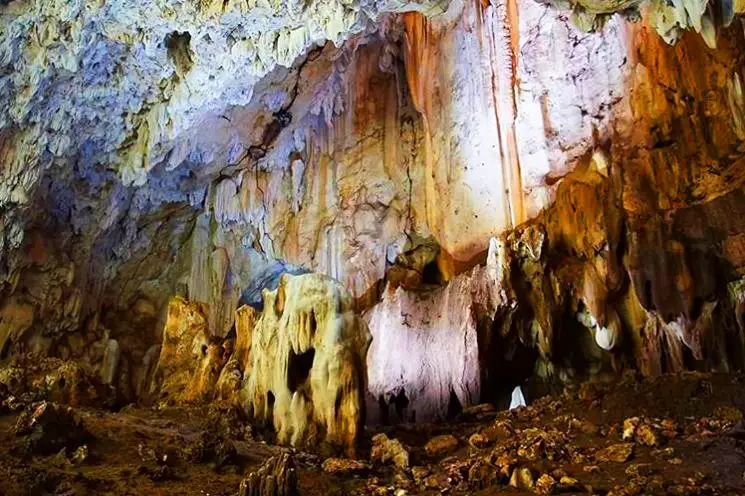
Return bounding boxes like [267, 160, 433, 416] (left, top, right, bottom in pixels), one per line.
[3, 0, 745, 493]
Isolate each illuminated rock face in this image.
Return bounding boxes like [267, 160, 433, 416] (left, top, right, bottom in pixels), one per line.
[243, 273, 371, 454]
[153, 297, 228, 403]
[3, 0, 745, 432]
[153, 273, 370, 453]
[365, 238, 508, 422]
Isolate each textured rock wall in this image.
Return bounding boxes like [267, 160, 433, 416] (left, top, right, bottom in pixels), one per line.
[152, 273, 370, 454]
[3, 0, 745, 425]
[365, 238, 508, 423]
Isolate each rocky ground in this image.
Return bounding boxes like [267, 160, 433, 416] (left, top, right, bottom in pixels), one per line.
[2, 369, 745, 495]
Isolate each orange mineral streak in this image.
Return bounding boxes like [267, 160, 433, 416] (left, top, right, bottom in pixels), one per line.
[402, 12, 433, 117]
[402, 12, 441, 252]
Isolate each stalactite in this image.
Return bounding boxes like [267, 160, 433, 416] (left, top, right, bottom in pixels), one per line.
[483, 0, 525, 229]
[402, 12, 440, 244]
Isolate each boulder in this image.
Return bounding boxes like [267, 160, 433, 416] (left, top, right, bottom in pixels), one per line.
[371, 433, 410, 470]
[424, 434, 458, 457]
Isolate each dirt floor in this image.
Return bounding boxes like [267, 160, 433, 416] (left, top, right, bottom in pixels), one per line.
[2, 371, 745, 495]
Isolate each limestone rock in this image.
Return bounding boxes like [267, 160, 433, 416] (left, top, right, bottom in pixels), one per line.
[622, 417, 640, 441]
[424, 434, 458, 457]
[714, 405, 744, 422]
[243, 273, 371, 453]
[636, 424, 659, 447]
[152, 297, 229, 403]
[321, 457, 371, 475]
[2, 0, 745, 440]
[371, 433, 410, 470]
[366, 238, 508, 422]
[101, 339, 121, 386]
[14, 401, 88, 455]
[239, 453, 298, 496]
[468, 459, 498, 488]
[509, 467, 535, 491]
[216, 304, 257, 401]
[596, 443, 635, 463]
[535, 474, 557, 495]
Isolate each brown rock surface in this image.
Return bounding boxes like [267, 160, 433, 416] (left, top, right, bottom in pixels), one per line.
[424, 434, 458, 457]
[371, 433, 410, 470]
[596, 443, 635, 463]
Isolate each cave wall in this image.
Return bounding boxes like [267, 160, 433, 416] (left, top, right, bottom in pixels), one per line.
[3, 0, 745, 422]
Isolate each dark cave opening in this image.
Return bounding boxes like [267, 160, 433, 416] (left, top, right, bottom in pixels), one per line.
[446, 389, 463, 420]
[0, 338, 11, 361]
[287, 347, 315, 393]
[164, 31, 194, 75]
[421, 260, 442, 285]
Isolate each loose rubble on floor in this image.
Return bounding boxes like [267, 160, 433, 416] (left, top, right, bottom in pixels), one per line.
[2, 357, 745, 495]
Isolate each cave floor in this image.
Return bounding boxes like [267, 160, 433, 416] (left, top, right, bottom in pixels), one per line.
[2, 372, 745, 495]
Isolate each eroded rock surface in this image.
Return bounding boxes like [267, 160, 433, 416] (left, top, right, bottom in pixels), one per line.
[243, 273, 371, 453]
[2, 0, 745, 483]
[151, 272, 370, 454]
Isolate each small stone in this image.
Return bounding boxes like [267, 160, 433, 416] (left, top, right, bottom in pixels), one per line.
[371, 433, 409, 470]
[423, 472, 450, 490]
[459, 403, 497, 421]
[52, 448, 69, 468]
[137, 443, 158, 464]
[321, 457, 370, 475]
[468, 432, 489, 449]
[393, 471, 412, 489]
[635, 424, 659, 447]
[424, 434, 458, 457]
[571, 418, 600, 435]
[411, 466, 430, 482]
[651, 447, 675, 460]
[71, 444, 89, 465]
[551, 468, 567, 479]
[622, 417, 639, 441]
[535, 474, 557, 495]
[494, 453, 518, 478]
[559, 475, 580, 487]
[583, 465, 600, 473]
[468, 459, 497, 488]
[595, 443, 634, 463]
[668, 457, 683, 465]
[509, 467, 534, 491]
[490, 420, 515, 439]
[661, 418, 678, 431]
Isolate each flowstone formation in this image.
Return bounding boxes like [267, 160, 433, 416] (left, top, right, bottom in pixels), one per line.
[243, 273, 371, 454]
[152, 273, 371, 454]
[4, 0, 745, 492]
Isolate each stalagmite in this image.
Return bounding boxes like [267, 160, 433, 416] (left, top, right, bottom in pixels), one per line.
[509, 386, 526, 409]
[243, 273, 371, 454]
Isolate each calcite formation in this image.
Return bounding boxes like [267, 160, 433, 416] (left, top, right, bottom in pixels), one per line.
[153, 273, 370, 453]
[152, 296, 226, 403]
[366, 238, 508, 422]
[2, 0, 745, 460]
[243, 273, 371, 453]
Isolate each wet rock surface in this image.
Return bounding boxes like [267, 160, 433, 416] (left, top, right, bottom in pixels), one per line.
[0, 371, 743, 494]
